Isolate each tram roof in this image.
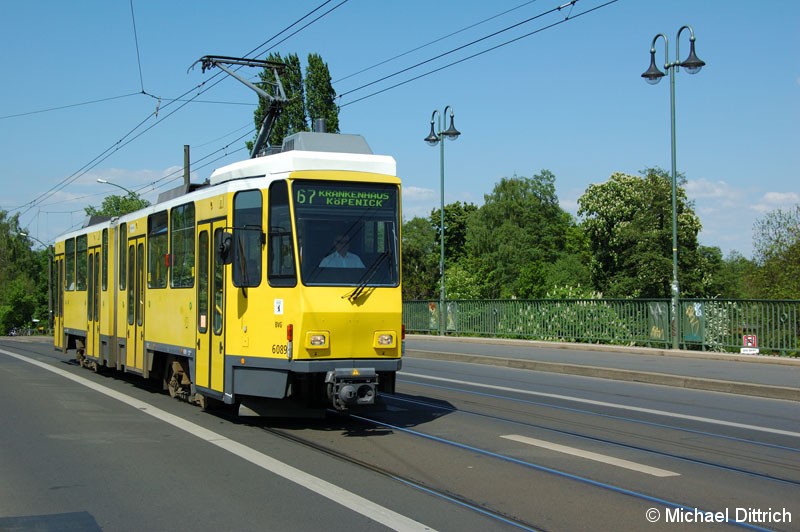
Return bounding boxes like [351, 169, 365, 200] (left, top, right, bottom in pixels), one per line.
[210, 133, 396, 186]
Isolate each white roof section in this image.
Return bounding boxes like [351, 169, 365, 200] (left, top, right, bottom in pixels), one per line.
[210, 149, 397, 186]
[56, 133, 400, 242]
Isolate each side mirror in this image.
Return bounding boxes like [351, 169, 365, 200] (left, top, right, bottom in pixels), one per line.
[217, 232, 233, 265]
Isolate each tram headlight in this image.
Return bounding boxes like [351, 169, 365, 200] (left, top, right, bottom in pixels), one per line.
[373, 331, 396, 348]
[310, 335, 325, 346]
[304, 331, 329, 350]
[377, 334, 393, 345]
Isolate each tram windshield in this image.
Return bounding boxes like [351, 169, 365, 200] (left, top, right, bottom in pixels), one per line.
[293, 180, 400, 287]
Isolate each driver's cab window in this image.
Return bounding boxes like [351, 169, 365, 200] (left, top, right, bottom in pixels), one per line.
[268, 180, 296, 287]
[232, 190, 263, 288]
[293, 180, 399, 287]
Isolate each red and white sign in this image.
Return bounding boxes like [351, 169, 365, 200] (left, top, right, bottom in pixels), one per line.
[741, 335, 759, 354]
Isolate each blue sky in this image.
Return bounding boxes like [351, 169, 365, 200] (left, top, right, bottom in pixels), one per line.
[2, 0, 798, 259]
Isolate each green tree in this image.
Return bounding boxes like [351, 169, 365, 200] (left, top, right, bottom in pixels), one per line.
[429, 201, 478, 266]
[305, 53, 339, 133]
[401, 216, 438, 300]
[691, 246, 756, 298]
[541, 216, 592, 294]
[402, 202, 480, 300]
[250, 52, 340, 152]
[577, 168, 703, 298]
[466, 171, 572, 298]
[84, 193, 150, 218]
[445, 259, 486, 299]
[0, 211, 47, 333]
[0, 276, 40, 333]
[720, 250, 757, 298]
[253, 52, 306, 149]
[747, 204, 800, 298]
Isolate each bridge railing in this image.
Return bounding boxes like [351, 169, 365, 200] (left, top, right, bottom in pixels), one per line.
[403, 299, 800, 356]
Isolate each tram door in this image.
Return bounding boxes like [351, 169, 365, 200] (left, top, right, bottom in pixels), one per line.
[86, 247, 101, 358]
[54, 255, 64, 351]
[196, 220, 226, 392]
[125, 237, 145, 371]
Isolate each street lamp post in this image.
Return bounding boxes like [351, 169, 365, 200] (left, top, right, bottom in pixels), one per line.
[642, 25, 705, 350]
[424, 106, 461, 336]
[17, 232, 54, 333]
[97, 178, 135, 197]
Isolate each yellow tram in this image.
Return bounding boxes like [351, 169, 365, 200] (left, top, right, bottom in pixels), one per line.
[53, 131, 403, 415]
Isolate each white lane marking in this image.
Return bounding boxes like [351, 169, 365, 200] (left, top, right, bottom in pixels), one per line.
[1, 349, 434, 532]
[402, 372, 800, 438]
[501, 434, 679, 477]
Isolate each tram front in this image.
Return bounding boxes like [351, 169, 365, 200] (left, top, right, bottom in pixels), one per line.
[286, 174, 402, 410]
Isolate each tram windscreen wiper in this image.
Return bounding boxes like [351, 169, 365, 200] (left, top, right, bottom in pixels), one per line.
[345, 251, 389, 302]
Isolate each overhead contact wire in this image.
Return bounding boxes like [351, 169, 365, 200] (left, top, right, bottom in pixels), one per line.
[340, 0, 618, 107]
[13, 0, 341, 218]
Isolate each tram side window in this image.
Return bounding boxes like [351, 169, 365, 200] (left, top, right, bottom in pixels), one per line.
[148, 211, 168, 289]
[127, 245, 135, 325]
[268, 181, 296, 287]
[213, 229, 224, 335]
[170, 203, 195, 288]
[54, 258, 61, 315]
[65, 238, 75, 291]
[232, 190, 262, 288]
[119, 222, 127, 290]
[76, 235, 87, 291]
[197, 231, 209, 333]
[102, 229, 108, 291]
[88, 253, 95, 320]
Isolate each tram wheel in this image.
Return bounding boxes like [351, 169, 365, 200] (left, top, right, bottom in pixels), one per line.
[196, 393, 210, 410]
[167, 370, 181, 399]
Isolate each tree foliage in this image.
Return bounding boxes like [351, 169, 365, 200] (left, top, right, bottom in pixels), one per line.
[401, 216, 438, 300]
[466, 171, 574, 298]
[695, 247, 757, 299]
[748, 204, 800, 298]
[428, 201, 477, 266]
[84, 193, 150, 218]
[577, 168, 703, 298]
[254, 52, 306, 148]
[0, 210, 48, 333]
[305, 53, 339, 133]
[250, 52, 339, 151]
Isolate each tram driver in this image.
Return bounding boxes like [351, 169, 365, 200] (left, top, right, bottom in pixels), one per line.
[320, 232, 365, 268]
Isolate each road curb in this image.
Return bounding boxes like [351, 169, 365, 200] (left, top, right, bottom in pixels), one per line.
[406, 334, 800, 366]
[406, 349, 800, 402]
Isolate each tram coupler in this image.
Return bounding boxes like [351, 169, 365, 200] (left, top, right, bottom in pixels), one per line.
[326, 368, 378, 410]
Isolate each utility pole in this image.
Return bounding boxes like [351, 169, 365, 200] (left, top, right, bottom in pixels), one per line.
[183, 145, 190, 186]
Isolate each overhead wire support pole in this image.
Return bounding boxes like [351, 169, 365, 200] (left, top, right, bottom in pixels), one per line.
[195, 56, 285, 101]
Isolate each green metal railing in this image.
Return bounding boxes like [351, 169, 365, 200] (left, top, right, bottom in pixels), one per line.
[404, 299, 800, 356]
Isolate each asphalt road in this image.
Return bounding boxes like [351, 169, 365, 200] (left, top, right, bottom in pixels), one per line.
[2, 336, 798, 531]
[405, 334, 800, 401]
[0, 339, 480, 532]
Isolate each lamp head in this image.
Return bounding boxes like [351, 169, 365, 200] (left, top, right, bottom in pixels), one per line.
[424, 121, 440, 146]
[680, 38, 705, 74]
[642, 49, 665, 85]
[442, 113, 461, 141]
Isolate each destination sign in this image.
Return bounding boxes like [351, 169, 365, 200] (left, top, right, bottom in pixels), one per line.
[294, 183, 395, 210]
